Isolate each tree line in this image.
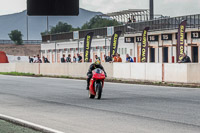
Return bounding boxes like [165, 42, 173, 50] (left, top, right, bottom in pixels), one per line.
[41, 16, 121, 35]
[8, 16, 121, 45]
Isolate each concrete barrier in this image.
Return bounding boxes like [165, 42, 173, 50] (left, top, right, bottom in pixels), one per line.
[40, 63, 69, 76]
[101, 63, 113, 78]
[164, 64, 188, 83]
[68, 63, 90, 78]
[131, 63, 146, 81]
[113, 63, 131, 79]
[0, 63, 15, 72]
[130, 63, 162, 82]
[15, 63, 39, 74]
[1, 63, 200, 84]
[145, 63, 162, 82]
[187, 64, 200, 83]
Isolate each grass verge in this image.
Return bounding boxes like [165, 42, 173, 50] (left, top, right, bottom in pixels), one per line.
[0, 119, 42, 133]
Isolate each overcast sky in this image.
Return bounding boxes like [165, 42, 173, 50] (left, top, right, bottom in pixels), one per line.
[0, 0, 200, 17]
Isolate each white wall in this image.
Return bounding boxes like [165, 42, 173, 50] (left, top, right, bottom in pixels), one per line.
[164, 64, 188, 83]
[7, 55, 29, 63]
[1, 63, 200, 84]
[0, 63, 16, 72]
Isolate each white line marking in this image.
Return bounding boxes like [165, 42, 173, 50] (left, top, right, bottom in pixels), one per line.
[0, 114, 65, 133]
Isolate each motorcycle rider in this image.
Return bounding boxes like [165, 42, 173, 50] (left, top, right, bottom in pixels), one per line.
[86, 59, 107, 90]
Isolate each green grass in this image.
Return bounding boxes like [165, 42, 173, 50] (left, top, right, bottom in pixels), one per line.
[0, 119, 42, 133]
[0, 72, 36, 76]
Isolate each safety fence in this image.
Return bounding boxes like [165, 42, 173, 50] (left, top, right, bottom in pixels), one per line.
[42, 14, 200, 42]
[0, 40, 42, 45]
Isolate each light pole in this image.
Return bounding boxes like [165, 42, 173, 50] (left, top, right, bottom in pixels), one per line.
[55, 41, 57, 63]
[47, 16, 49, 32]
[150, 0, 154, 20]
[105, 37, 107, 56]
[26, 15, 29, 41]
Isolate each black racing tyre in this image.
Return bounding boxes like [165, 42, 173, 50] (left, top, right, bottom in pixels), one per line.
[95, 83, 102, 99]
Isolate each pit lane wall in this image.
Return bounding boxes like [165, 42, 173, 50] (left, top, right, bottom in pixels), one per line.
[0, 63, 200, 84]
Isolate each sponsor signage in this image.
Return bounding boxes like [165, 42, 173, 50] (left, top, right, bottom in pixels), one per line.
[161, 34, 172, 40]
[84, 32, 94, 62]
[141, 27, 150, 63]
[110, 31, 122, 57]
[148, 35, 159, 42]
[125, 37, 134, 43]
[177, 20, 187, 62]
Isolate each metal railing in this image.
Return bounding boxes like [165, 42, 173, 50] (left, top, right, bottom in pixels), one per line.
[0, 40, 42, 45]
[42, 14, 200, 42]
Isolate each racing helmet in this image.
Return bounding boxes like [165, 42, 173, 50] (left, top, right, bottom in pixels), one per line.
[95, 59, 101, 65]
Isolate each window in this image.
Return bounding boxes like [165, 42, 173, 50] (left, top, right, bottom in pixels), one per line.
[150, 48, 155, 62]
[192, 46, 198, 63]
[163, 47, 168, 63]
[130, 49, 133, 56]
[118, 48, 121, 54]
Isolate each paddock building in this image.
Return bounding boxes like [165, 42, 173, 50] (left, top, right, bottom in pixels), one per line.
[41, 13, 200, 63]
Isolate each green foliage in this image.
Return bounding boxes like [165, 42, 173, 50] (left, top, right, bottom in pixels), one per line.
[81, 16, 121, 30]
[50, 21, 73, 34]
[41, 22, 81, 35]
[71, 27, 81, 31]
[41, 30, 50, 36]
[8, 30, 23, 45]
[41, 16, 121, 35]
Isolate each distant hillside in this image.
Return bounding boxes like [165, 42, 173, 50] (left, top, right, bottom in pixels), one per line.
[0, 8, 102, 40]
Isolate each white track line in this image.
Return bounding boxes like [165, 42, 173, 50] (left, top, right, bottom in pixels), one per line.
[0, 114, 64, 133]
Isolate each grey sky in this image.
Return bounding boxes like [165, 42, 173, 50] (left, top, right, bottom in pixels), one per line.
[0, 0, 199, 17]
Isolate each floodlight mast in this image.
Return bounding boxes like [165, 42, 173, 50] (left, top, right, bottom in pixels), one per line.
[150, 0, 154, 20]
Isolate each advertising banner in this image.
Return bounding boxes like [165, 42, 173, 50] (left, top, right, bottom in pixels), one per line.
[110, 31, 122, 57]
[141, 27, 150, 62]
[84, 32, 94, 62]
[177, 20, 187, 62]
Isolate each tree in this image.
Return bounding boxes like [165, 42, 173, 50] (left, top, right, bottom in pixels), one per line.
[81, 16, 121, 30]
[41, 22, 76, 35]
[8, 30, 23, 45]
[51, 22, 73, 34]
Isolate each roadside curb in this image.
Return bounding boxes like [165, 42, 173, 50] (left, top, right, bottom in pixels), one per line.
[0, 114, 64, 133]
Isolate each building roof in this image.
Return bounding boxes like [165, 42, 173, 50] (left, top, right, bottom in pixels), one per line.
[101, 9, 149, 17]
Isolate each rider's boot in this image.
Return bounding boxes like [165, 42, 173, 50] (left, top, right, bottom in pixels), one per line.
[86, 78, 90, 90]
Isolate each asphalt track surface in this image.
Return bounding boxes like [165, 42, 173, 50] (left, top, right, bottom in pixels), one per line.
[0, 75, 200, 133]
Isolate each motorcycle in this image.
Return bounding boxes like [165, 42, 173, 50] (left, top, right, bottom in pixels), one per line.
[89, 68, 106, 99]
